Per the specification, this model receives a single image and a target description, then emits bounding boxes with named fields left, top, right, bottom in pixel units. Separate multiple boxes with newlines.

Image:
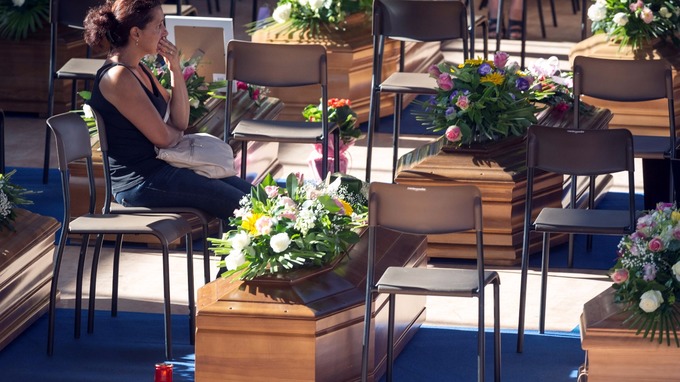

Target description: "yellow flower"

left=339, top=199, right=353, bottom=215
left=464, top=58, right=492, bottom=67
left=242, top=213, right=263, bottom=235
left=481, top=72, right=505, bottom=86
left=672, top=210, right=680, bottom=223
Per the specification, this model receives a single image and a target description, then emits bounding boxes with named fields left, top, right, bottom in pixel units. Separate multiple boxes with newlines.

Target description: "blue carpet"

left=0, top=310, right=583, bottom=381
left=8, top=166, right=63, bottom=224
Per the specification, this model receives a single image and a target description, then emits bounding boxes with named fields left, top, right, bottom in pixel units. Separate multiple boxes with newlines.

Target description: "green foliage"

left=0, top=170, right=34, bottom=231
left=0, top=0, right=49, bottom=41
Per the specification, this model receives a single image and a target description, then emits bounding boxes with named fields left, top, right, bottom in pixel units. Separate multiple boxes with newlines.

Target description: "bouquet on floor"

left=0, top=170, right=34, bottom=231
left=209, top=173, right=368, bottom=280
left=251, top=0, right=372, bottom=35
left=415, top=52, right=540, bottom=147
left=610, top=202, right=680, bottom=346
left=303, top=98, right=361, bottom=144
left=587, top=0, right=680, bottom=50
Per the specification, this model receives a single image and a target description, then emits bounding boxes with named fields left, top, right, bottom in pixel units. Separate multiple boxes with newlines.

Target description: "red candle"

left=154, top=363, right=173, bottom=382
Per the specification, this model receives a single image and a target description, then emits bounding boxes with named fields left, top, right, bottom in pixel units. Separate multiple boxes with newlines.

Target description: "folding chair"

left=516, top=125, right=636, bottom=353
left=46, top=111, right=195, bottom=360
left=225, top=40, right=340, bottom=179
left=364, top=0, right=488, bottom=182
left=361, top=183, right=501, bottom=382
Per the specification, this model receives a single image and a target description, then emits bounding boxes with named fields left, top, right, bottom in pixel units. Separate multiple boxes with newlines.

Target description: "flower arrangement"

left=587, top=0, right=680, bottom=50
left=302, top=98, right=361, bottom=144
left=141, top=55, right=227, bottom=126
left=0, top=0, right=49, bottom=41
left=235, top=80, right=269, bottom=107
left=416, top=52, right=540, bottom=147
left=0, top=170, right=34, bottom=231
left=252, top=0, right=372, bottom=35
left=209, top=172, right=368, bottom=281
left=610, top=202, right=680, bottom=346
left=526, top=56, right=593, bottom=115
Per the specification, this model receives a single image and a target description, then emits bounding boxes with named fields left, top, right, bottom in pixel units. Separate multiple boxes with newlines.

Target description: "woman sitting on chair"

left=83, top=0, right=252, bottom=221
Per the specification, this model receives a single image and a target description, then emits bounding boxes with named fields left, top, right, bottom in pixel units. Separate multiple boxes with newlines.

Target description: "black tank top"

left=88, top=62, right=169, bottom=194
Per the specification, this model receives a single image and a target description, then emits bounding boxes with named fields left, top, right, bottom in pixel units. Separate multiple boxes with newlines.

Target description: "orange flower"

left=328, top=98, right=351, bottom=108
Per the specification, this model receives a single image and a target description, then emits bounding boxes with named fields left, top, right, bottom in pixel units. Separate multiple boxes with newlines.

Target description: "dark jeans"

left=115, top=165, right=253, bottom=221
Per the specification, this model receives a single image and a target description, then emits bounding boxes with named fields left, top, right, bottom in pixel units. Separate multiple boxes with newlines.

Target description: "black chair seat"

left=534, top=208, right=633, bottom=234
left=377, top=267, right=500, bottom=297
left=633, top=135, right=671, bottom=159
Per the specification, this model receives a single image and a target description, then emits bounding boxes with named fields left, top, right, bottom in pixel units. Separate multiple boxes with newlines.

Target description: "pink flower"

left=445, top=125, right=462, bottom=142
left=280, top=196, right=296, bottom=208
left=629, top=0, right=643, bottom=12
left=554, top=102, right=569, bottom=113
left=456, top=95, right=470, bottom=110
left=182, top=65, right=196, bottom=81
left=428, top=64, right=442, bottom=78
left=493, top=51, right=509, bottom=69
left=264, top=185, right=279, bottom=198
left=648, top=237, right=664, bottom=252
left=611, top=268, right=629, bottom=284
left=640, top=7, right=653, bottom=23
left=673, top=228, right=680, bottom=240
left=437, top=73, right=454, bottom=91
left=255, top=216, right=273, bottom=235
left=281, top=211, right=297, bottom=221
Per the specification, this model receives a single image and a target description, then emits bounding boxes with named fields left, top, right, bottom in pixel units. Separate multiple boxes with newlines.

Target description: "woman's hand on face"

left=157, top=37, right=180, bottom=64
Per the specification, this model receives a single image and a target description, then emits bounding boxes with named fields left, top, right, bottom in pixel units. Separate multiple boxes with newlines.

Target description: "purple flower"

left=445, top=106, right=456, bottom=119
left=478, top=63, right=492, bottom=76
left=428, top=64, right=442, bottom=78
left=437, top=73, right=454, bottom=91
left=643, top=263, right=657, bottom=281
left=516, top=77, right=531, bottom=91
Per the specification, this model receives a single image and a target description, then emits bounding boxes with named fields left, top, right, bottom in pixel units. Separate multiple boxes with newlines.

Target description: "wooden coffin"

left=580, top=288, right=680, bottom=381
left=394, top=107, right=613, bottom=265
left=0, top=209, right=60, bottom=351
left=195, top=228, right=428, bottom=382
left=251, top=14, right=443, bottom=124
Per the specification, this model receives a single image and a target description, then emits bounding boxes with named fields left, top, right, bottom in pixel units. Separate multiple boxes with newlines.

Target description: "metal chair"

left=43, top=0, right=106, bottom=184
left=364, top=0, right=487, bottom=182
left=46, top=111, right=196, bottom=360
left=91, top=107, right=218, bottom=286
left=516, top=125, right=636, bottom=353
left=361, top=183, right=501, bottom=382
left=225, top=40, right=340, bottom=179
left=573, top=56, right=677, bottom=210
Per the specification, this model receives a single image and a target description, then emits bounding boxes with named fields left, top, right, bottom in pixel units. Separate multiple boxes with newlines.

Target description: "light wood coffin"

left=394, top=108, right=613, bottom=265
left=251, top=14, right=444, bottom=124
left=0, top=209, right=60, bottom=351
left=580, top=288, right=680, bottom=381
left=195, top=228, right=428, bottom=382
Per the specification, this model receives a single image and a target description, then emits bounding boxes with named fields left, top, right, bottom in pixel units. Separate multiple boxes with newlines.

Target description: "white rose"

left=270, top=232, right=291, bottom=253
left=224, top=249, right=246, bottom=271
left=613, top=12, right=629, bottom=26
left=297, top=0, right=308, bottom=5
left=587, top=4, right=608, bottom=22
left=230, top=231, right=251, bottom=251
left=12, top=0, right=25, bottom=7
left=659, top=6, right=672, bottom=18
left=672, top=261, right=680, bottom=281
left=639, top=290, right=664, bottom=313
left=272, top=3, right=292, bottom=24
left=308, top=0, right=324, bottom=10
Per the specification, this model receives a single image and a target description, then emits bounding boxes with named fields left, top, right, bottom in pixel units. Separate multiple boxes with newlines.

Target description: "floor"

left=1, top=0, right=625, bottom=342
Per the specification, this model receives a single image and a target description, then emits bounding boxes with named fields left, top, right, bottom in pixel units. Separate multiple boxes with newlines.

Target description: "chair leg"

left=478, top=291, right=485, bottom=382
left=74, top=235, right=91, bottom=339
left=202, top=223, right=211, bottom=284
left=516, top=218, right=531, bottom=353
left=493, top=280, right=501, bottom=382
left=386, top=293, right=396, bottom=382
left=205, top=0, right=212, bottom=14
left=161, top=244, right=173, bottom=360
left=536, top=0, right=546, bottom=38
left=365, top=87, right=380, bottom=183
left=111, top=234, right=124, bottom=317
left=240, top=141, right=247, bottom=180
left=539, top=232, right=550, bottom=334
left=360, top=291, right=373, bottom=382
left=47, top=234, right=69, bottom=355
left=549, top=0, right=557, bottom=26
left=43, top=125, right=52, bottom=184
left=185, top=234, right=196, bottom=346
left=391, top=94, right=402, bottom=183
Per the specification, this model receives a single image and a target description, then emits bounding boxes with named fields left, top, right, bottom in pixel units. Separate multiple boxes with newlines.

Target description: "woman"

left=83, top=0, right=252, bottom=221
left=488, top=0, right=524, bottom=40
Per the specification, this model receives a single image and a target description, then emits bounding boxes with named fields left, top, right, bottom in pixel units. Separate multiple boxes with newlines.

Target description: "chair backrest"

left=91, top=107, right=116, bottom=214
left=572, top=56, right=676, bottom=145
left=0, top=109, right=5, bottom=174
left=226, top=40, right=327, bottom=87
left=46, top=111, right=98, bottom=223
left=373, top=0, right=469, bottom=43
left=52, top=0, right=101, bottom=29
left=526, top=125, right=635, bottom=176
left=526, top=124, right=636, bottom=216
left=368, top=183, right=482, bottom=235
